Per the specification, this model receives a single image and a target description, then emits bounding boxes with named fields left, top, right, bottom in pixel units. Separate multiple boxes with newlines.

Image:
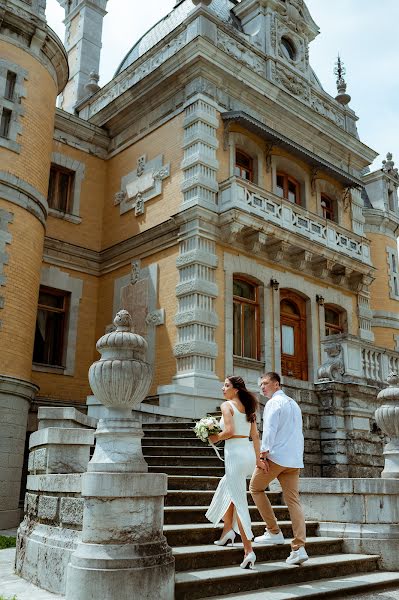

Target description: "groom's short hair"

left=262, top=372, right=281, bottom=385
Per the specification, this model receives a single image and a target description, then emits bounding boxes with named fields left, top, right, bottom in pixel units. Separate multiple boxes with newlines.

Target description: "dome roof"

left=115, top=0, right=240, bottom=76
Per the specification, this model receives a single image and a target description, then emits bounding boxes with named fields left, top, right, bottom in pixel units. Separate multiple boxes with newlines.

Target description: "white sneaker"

left=286, top=547, right=309, bottom=565
left=254, top=530, right=285, bottom=545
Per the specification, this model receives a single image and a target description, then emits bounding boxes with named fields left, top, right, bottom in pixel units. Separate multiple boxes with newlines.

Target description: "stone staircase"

left=143, top=421, right=399, bottom=600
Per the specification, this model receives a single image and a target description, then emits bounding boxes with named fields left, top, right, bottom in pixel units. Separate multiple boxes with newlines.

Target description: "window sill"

left=233, top=356, right=264, bottom=370
left=0, top=136, right=20, bottom=153
left=48, top=208, right=82, bottom=224
left=32, top=363, right=71, bottom=376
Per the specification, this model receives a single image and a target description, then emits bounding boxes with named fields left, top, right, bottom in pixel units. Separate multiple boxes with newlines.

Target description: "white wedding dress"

left=205, top=400, right=256, bottom=539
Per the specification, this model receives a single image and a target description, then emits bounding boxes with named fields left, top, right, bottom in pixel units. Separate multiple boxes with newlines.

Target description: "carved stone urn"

left=88, top=309, right=153, bottom=473
left=375, top=371, right=399, bottom=478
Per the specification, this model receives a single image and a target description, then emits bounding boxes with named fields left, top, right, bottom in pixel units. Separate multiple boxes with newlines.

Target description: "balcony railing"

left=319, top=334, right=399, bottom=384
left=219, top=177, right=371, bottom=265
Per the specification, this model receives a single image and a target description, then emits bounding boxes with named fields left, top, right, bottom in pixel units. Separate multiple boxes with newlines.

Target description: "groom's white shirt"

left=261, top=389, right=304, bottom=468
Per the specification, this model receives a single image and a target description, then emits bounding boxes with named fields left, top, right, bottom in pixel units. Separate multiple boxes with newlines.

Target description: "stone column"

left=65, top=310, right=174, bottom=600
left=375, top=371, right=399, bottom=478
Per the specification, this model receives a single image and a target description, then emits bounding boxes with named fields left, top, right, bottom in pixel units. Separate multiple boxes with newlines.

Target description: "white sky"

left=46, top=0, right=399, bottom=171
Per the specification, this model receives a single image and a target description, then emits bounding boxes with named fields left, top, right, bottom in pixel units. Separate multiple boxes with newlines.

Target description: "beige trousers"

left=249, top=460, right=306, bottom=549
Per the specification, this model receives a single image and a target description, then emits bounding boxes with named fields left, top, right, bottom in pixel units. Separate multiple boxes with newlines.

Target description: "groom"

left=249, top=372, right=308, bottom=565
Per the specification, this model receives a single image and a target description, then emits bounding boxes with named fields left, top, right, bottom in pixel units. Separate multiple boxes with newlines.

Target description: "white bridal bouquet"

left=193, top=416, right=224, bottom=461
left=193, top=416, right=221, bottom=442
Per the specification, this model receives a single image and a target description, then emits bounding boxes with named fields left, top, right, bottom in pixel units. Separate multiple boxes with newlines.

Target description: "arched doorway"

left=280, top=290, right=308, bottom=381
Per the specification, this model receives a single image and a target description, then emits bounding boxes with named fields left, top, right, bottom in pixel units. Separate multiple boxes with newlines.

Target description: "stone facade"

left=1, top=0, right=399, bottom=529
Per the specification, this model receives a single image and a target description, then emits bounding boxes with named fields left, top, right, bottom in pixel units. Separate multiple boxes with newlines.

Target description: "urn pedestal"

left=375, top=372, right=399, bottom=478
left=65, top=311, right=174, bottom=600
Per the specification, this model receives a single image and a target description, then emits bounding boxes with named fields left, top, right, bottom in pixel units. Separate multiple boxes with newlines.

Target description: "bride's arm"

left=209, top=401, right=234, bottom=443
left=250, top=419, right=266, bottom=470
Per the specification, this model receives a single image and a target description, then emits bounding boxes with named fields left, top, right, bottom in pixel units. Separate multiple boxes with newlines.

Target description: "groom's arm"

left=261, top=399, right=279, bottom=455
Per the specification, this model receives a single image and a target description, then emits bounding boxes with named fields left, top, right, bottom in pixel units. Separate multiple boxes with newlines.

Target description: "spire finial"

left=334, top=55, right=351, bottom=106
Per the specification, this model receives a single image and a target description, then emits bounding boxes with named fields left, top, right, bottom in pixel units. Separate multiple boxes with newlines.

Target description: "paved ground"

left=1, top=544, right=399, bottom=599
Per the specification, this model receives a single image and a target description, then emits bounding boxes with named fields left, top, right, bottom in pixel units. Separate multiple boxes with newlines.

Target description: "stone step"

left=142, top=422, right=194, bottom=429
left=164, top=505, right=290, bottom=525
left=206, top=571, right=399, bottom=600
left=165, top=490, right=282, bottom=507
left=174, top=553, right=380, bottom=600
left=146, top=455, right=223, bottom=467
left=167, top=475, right=227, bottom=491
left=144, top=445, right=224, bottom=457
left=172, top=537, right=343, bottom=572
left=150, top=465, right=226, bottom=477
left=144, top=428, right=198, bottom=438
left=143, top=437, right=208, bottom=447
left=164, top=521, right=319, bottom=547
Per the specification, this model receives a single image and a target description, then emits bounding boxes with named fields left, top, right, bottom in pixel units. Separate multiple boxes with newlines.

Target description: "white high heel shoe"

left=214, top=529, right=235, bottom=546
left=240, top=551, right=256, bottom=569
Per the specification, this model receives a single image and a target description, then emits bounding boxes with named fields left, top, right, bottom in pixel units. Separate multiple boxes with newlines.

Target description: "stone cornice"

left=0, top=2, right=68, bottom=93
left=54, top=109, right=109, bottom=158
left=0, top=170, right=47, bottom=226
left=363, top=208, right=399, bottom=237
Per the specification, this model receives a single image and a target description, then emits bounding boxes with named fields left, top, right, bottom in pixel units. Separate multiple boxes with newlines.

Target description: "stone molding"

left=0, top=207, right=13, bottom=327
left=32, top=266, right=83, bottom=376
left=50, top=152, right=86, bottom=221
left=0, top=59, right=28, bottom=153
left=0, top=4, right=68, bottom=93
left=0, top=170, right=48, bottom=226
left=0, top=374, right=38, bottom=400
left=54, top=109, right=109, bottom=158
left=386, top=245, right=399, bottom=302
left=373, top=310, right=399, bottom=331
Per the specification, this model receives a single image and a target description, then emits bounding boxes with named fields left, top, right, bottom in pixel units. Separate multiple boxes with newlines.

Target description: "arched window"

left=276, top=172, right=300, bottom=204
left=235, top=150, right=254, bottom=182
left=321, top=194, right=335, bottom=221
left=233, top=277, right=260, bottom=360
left=280, top=290, right=308, bottom=380
left=324, top=305, right=346, bottom=336
left=280, top=36, right=296, bottom=61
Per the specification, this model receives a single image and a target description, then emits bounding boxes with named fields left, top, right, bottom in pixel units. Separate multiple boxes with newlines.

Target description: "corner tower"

left=56, top=0, right=109, bottom=112
left=0, top=0, right=68, bottom=528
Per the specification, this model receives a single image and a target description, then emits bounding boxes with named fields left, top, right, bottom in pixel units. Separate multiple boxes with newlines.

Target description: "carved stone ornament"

left=375, top=371, right=399, bottom=478
left=217, top=30, right=265, bottom=76
left=118, top=154, right=170, bottom=216
left=272, top=63, right=308, bottom=100
left=114, top=190, right=127, bottom=206
left=137, top=154, right=146, bottom=177
left=145, top=309, right=165, bottom=327
left=382, top=153, right=399, bottom=182
left=317, top=343, right=345, bottom=382
left=88, top=310, right=152, bottom=411
left=130, top=260, right=141, bottom=285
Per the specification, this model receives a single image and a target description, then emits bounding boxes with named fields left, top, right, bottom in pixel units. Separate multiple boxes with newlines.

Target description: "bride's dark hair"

left=227, top=375, right=258, bottom=423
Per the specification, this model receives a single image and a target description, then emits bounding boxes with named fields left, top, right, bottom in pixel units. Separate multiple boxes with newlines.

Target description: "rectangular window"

left=0, top=108, right=12, bottom=138
left=5, top=71, right=17, bottom=100
left=233, top=277, right=260, bottom=360
left=47, top=164, right=74, bottom=212
left=33, top=287, right=69, bottom=367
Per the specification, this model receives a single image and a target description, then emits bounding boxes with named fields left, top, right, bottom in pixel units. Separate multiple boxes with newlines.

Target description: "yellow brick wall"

left=46, top=141, right=107, bottom=252
left=369, top=233, right=399, bottom=349
left=0, top=41, right=58, bottom=197
left=103, top=114, right=184, bottom=250
left=0, top=201, right=44, bottom=381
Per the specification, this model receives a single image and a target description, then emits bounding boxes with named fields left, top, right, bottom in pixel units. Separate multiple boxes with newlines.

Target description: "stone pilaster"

left=181, top=95, right=219, bottom=211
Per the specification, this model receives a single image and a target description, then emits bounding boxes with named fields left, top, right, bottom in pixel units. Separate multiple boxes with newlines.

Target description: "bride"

left=205, top=375, right=262, bottom=569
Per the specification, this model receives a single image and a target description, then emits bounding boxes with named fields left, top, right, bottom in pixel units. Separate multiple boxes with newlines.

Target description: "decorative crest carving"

left=382, top=153, right=399, bottom=181
left=317, top=343, right=345, bottom=382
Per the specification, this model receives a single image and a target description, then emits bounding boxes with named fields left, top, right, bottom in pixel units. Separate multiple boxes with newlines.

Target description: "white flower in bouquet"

left=193, top=416, right=221, bottom=443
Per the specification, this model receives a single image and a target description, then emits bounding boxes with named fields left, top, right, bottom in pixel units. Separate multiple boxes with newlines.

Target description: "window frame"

left=324, top=305, right=344, bottom=336
left=4, top=71, right=17, bottom=101
left=47, top=163, right=75, bottom=214
left=321, top=194, right=335, bottom=221
left=234, top=149, right=254, bottom=182
left=33, top=286, right=70, bottom=368
left=276, top=171, right=301, bottom=205
left=233, top=276, right=260, bottom=361
left=0, top=108, right=12, bottom=139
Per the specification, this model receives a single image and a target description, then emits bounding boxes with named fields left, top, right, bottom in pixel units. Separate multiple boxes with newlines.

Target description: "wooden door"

left=280, top=290, right=308, bottom=381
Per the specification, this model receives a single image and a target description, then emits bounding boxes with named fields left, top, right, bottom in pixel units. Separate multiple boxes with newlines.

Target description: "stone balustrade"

left=219, top=177, right=372, bottom=266
left=319, top=334, right=399, bottom=385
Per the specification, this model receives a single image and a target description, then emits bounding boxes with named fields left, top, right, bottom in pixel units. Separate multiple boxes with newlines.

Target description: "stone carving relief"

left=89, top=30, right=188, bottom=118
left=217, top=30, right=265, bottom=76
left=382, top=153, right=399, bottom=182
left=115, top=154, right=170, bottom=216
left=311, top=92, right=345, bottom=128
left=317, top=343, right=345, bottom=382
left=271, top=63, right=308, bottom=100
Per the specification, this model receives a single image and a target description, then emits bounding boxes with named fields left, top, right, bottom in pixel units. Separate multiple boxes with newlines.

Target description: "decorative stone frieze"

left=181, top=96, right=219, bottom=211
left=115, top=154, right=170, bottom=216
left=217, top=30, right=265, bottom=76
